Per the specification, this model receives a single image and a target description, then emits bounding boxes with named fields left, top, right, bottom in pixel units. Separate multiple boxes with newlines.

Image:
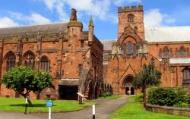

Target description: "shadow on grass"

left=10, top=104, right=57, bottom=107
left=10, top=104, right=45, bottom=107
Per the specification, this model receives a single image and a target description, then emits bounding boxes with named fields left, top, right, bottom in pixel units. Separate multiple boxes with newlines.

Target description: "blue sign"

left=46, top=100, right=53, bottom=107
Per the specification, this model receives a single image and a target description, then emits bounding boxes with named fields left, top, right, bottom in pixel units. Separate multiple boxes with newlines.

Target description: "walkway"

left=0, top=96, right=127, bottom=119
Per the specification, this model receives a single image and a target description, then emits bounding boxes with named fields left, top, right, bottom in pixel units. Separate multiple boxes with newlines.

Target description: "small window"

left=78, top=64, right=83, bottom=75
left=128, top=14, right=134, bottom=23
left=81, top=40, right=84, bottom=48
left=40, top=56, right=50, bottom=72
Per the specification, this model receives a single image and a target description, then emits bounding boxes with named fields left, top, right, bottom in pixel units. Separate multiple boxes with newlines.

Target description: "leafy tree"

left=133, top=61, right=161, bottom=107
left=2, top=66, right=52, bottom=104
left=34, top=71, right=53, bottom=99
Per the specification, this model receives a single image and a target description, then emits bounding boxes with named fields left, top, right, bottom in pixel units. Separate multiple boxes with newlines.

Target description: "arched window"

left=40, top=56, right=50, bottom=72
left=128, top=14, right=134, bottom=23
left=24, top=51, right=35, bottom=68
left=126, top=42, right=135, bottom=56
left=6, top=52, right=16, bottom=71
left=177, top=46, right=188, bottom=57
left=162, top=46, right=170, bottom=58
left=183, top=68, right=190, bottom=81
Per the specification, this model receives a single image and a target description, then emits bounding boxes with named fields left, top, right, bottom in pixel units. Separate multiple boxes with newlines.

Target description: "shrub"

left=148, top=88, right=178, bottom=106
left=187, top=96, right=190, bottom=104
left=175, top=88, right=187, bottom=103
left=135, top=94, right=143, bottom=102
left=174, top=102, right=189, bottom=108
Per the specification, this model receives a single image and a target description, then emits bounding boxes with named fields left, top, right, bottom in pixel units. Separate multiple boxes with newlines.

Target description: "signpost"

left=46, top=100, right=53, bottom=119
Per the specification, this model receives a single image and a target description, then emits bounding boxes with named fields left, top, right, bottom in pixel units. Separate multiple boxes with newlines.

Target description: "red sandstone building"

left=0, top=9, right=103, bottom=99
left=103, top=5, right=190, bottom=95
left=0, top=5, right=190, bottom=99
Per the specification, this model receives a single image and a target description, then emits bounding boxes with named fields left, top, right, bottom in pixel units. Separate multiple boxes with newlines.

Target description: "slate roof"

left=0, top=23, right=68, bottom=36
left=145, top=26, right=190, bottom=43
left=101, top=40, right=115, bottom=51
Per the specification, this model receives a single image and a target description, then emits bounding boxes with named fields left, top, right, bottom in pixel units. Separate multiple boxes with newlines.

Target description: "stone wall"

left=146, top=104, right=190, bottom=117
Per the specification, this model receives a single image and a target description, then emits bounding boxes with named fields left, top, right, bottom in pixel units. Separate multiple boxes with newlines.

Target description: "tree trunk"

left=22, top=93, right=32, bottom=106
left=36, top=91, right=40, bottom=99
left=143, top=86, right=147, bottom=108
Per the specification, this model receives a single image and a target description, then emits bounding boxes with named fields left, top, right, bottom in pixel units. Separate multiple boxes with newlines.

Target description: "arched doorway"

left=123, top=75, right=135, bottom=95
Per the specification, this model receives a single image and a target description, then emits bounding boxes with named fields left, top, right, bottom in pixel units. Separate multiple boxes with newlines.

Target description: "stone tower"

left=118, top=5, right=144, bottom=40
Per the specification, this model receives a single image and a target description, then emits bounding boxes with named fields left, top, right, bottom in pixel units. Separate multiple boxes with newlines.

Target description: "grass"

left=100, top=95, right=121, bottom=100
left=109, top=96, right=190, bottom=119
left=0, top=97, right=94, bottom=113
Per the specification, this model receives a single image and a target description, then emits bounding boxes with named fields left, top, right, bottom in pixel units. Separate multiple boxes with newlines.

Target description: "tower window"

left=126, top=42, right=135, bottom=56
left=161, top=46, right=170, bottom=59
left=177, top=46, right=188, bottom=57
left=128, top=14, right=135, bottom=23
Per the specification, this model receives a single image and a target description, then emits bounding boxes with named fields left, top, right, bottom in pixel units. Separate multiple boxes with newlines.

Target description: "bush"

left=187, top=96, right=190, bottom=104
left=174, top=102, right=190, bottom=108
left=148, top=88, right=178, bottom=106
left=135, top=94, right=143, bottom=102
left=175, top=88, right=187, bottom=103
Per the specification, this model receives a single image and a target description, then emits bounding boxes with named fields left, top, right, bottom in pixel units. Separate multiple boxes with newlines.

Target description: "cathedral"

left=0, top=5, right=190, bottom=99
left=0, top=9, right=103, bottom=100
left=103, top=5, right=190, bottom=95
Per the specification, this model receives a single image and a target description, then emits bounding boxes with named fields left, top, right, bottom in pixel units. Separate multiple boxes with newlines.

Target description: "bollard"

left=46, top=99, right=53, bottom=119
left=48, top=107, right=51, bottom=119
left=24, top=98, right=28, bottom=114
left=92, top=104, right=95, bottom=119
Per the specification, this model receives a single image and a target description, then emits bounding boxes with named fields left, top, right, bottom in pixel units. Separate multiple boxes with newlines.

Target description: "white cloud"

left=29, top=13, right=51, bottom=24
left=9, top=12, right=51, bottom=25
left=0, top=17, right=19, bottom=28
left=144, top=9, right=176, bottom=27
left=39, top=0, right=120, bottom=22
left=114, top=0, right=142, bottom=6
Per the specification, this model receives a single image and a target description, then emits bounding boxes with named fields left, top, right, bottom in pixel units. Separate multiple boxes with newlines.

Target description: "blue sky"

left=0, top=0, right=190, bottom=40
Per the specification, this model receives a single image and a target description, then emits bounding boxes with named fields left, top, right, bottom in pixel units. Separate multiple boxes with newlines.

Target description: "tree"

left=34, top=71, right=53, bottom=99
left=2, top=66, right=53, bottom=104
left=133, top=61, right=161, bottom=107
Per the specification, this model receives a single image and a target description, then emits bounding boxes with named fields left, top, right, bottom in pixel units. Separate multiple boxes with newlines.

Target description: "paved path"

left=0, top=96, right=127, bottom=119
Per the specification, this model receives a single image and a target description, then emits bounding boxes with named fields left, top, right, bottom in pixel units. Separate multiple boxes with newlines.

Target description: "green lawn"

left=109, top=96, right=189, bottom=119
left=0, top=97, right=94, bottom=113
left=100, top=95, right=121, bottom=100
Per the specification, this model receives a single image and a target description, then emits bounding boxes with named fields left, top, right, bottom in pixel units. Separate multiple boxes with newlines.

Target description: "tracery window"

left=24, top=51, right=35, bottom=68
left=125, top=42, right=136, bottom=56
left=40, top=56, right=50, bottom=72
left=128, top=14, right=134, bottom=23
left=6, top=52, right=16, bottom=71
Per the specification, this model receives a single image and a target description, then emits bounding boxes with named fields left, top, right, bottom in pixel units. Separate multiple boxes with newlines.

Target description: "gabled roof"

left=145, top=26, right=190, bottom=43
